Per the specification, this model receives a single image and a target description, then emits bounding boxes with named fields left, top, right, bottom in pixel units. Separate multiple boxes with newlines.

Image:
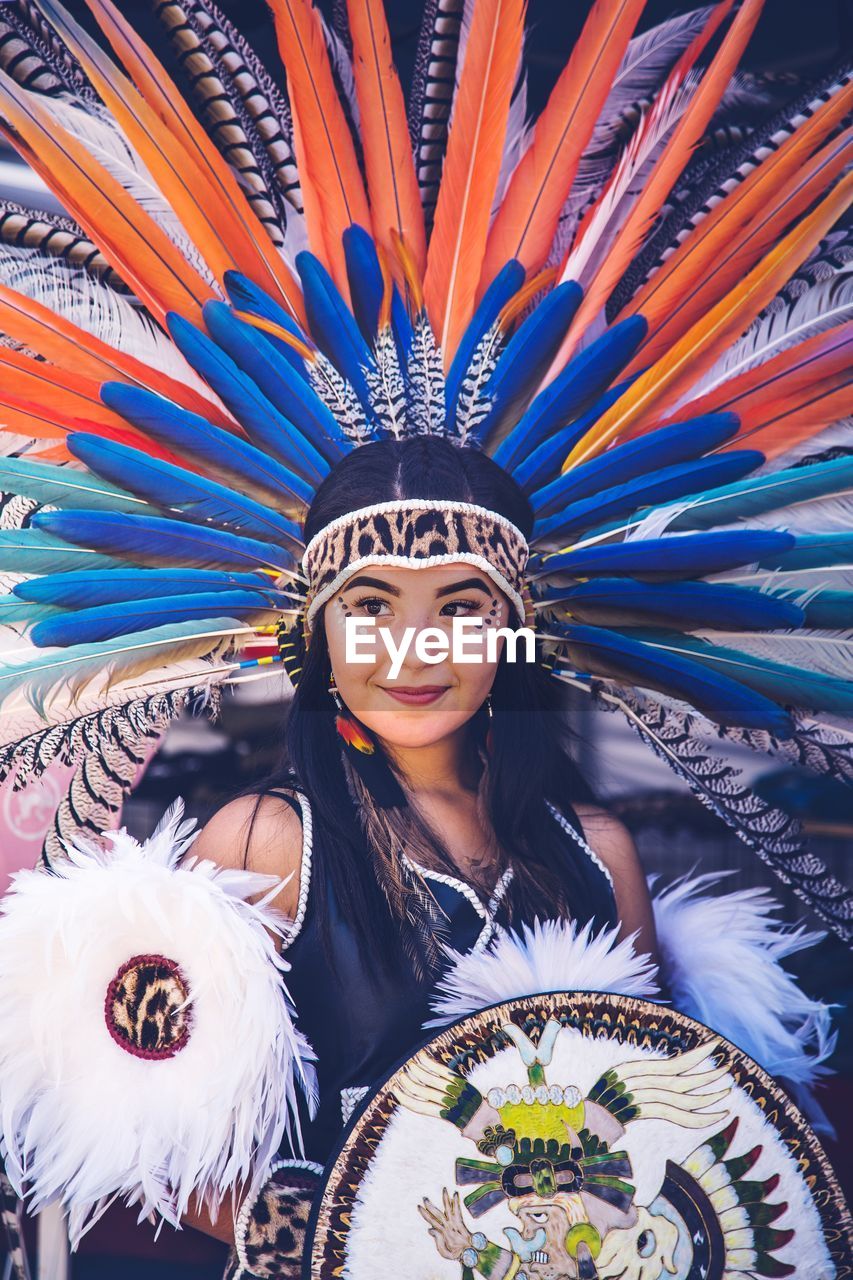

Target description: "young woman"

left=181, top=434, right=658, bottom=1261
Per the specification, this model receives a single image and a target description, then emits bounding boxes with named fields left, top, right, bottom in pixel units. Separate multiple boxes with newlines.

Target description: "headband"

left=302, top=499, right=530, bottom=630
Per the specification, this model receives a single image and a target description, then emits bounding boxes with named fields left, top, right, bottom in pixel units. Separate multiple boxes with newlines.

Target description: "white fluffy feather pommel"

left=0, top=800, right=317, bottom=1248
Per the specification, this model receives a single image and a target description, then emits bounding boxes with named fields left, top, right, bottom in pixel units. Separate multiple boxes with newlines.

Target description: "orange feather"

left=269, top=0, right=371, bottom=298
left=546, top=0, right=761, bottom=382
left=618, top=73, right=853, bottom=364
left=0, top=283, right=236, bottom=430
left=0, top=351, right=147, bottom=431
left=52, top=0, right=305, bottom=322
left=730, top=378, right=853, bottom=461
left=423, top=0, right=525, bottom=360
left=479, top=0, right=643, bottom=295
left=675, top=323, right=853, bottom=442
left=561, top=171, right=853, bottom=469
left=347, top=0, right=427, bottom=282
left=0, top=74, right=213, bottom=328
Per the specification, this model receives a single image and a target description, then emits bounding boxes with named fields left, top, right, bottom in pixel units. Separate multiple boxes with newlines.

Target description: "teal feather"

left=758, top=534, right=853, bottom=572
left=0, top=617, right=245, bottom=717
left=0, top=530, right=122, bottom=574
left=0, top=459, right=155, bottom=515
left=662, top=457, right=853, bottom=533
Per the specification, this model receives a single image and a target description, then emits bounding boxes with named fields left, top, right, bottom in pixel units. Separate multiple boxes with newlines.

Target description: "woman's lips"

left=380, top=685, right=450, bottom=705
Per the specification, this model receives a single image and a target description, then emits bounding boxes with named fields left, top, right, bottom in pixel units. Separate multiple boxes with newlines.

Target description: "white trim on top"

left=301, top=499, right=529, bottom=568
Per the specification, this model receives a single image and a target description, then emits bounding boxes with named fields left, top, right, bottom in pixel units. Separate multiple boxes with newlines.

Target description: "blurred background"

left=0, top=0, right=851, bottom=1274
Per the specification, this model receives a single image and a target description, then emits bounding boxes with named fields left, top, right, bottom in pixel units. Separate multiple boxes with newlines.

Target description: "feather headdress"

left=0, top=0, right=849, bottom=951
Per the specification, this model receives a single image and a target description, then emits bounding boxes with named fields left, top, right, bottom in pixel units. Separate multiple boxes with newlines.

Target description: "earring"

left=329, top=680, right=375, bottom=755
left=484, top=693, right=494, bottom=756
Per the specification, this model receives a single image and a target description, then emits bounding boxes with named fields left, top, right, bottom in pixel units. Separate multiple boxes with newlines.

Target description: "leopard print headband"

left=302, top=500, right=530, bottom=630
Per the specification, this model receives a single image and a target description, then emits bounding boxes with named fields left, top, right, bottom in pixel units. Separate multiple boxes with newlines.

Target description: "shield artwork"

left=305, top=993, right=851, bottom=1279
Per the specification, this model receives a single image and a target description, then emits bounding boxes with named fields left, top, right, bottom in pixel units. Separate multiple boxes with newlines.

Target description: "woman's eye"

left=439, top=599, right=480, bottom=617
left=353, top=596, right=392, bottom=616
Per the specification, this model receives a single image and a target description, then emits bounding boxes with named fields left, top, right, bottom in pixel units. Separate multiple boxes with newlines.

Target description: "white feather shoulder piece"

left=651, top=873, right=837, bottom=1113
left=426, top=916, right=661, bottom=1029
left=0, top=800, right=317, bottom=1248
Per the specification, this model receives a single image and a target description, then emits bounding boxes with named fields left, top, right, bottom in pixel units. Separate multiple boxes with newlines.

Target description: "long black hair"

left=246, top=437, right=594, bottom=973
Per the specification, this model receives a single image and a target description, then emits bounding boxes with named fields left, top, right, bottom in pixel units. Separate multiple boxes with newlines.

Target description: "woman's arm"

left=179, top=792, right=306, bottom=1247
left=574, top=803, right=660, bottom=965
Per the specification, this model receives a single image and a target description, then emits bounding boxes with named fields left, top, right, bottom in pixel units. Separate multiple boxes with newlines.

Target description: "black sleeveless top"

left=263, top=786, right=618, bottom=1167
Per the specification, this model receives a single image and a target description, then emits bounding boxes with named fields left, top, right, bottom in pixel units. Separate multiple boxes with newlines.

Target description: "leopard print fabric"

left=231, top=1161, right=322, bottom=1279
left=302, top=499, right=529, bottom=628
left=0, top=1166, right=30, bottom=1280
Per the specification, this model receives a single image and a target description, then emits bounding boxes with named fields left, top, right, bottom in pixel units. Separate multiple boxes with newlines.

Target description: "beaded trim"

left=233, top=1158, right=323, bottom=1274
left=403, top=859, right=515, bottom=955
left=546, top=802, right=614, bottom=888
left=340, top=1086, right=370, bottom=1125
left=267, top=789, right=314, bottom=952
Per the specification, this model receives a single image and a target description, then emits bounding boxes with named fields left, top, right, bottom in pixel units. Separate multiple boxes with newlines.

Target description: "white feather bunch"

left=682, top=272, right=853, bottom=406
left=0, top=245, right=206, bottom=389
left=0, top=800, right=317, bottom=1247
left=38, top=95, right=216, bottom=288
left=426, top=917, right=661, bottom=1028
left=652, top=873, right=836, bottom=1106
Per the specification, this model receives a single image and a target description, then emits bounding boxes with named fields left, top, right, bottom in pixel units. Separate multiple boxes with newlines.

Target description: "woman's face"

left=323, top=564, right=513, bottom=749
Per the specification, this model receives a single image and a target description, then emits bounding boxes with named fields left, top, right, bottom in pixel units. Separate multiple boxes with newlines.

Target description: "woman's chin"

left=365, top=709, right=474, bottom=750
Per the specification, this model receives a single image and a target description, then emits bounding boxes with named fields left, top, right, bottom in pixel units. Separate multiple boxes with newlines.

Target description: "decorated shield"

left=306, top=993, right=851, bottom=1279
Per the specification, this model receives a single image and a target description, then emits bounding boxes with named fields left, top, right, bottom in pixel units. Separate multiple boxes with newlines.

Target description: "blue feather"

left=0, top=530, right=121, bottom=573
left=30, top=590, right=288, bottom=648
left=446, top=260, right=525, bottom=432
left=296, top=250, right=376, bottom=407
left=343, top=224, right=385, bottom=341
left=15, top=568, right=282, bottom=607
left=33, top=510, right=296, bottom=574
left=666, top=456, right=853, bottom=531
left=101, top=383, right=314, bottom=508
left=471, top=281, right=584, bottom=444
left=0, top=458, right=154, bottom=514
left=166, top=313, right=330, bottom=485
left=494, top=316, right=648, bottom=471
left=539, top=578, right=803, bottom=631
left=67, top=434, right=303, bottom=552
left=636, top=632, right=853, bottom=719
left=555, top=622, right=793, bottom=735
left=532, top=530, right=795, bottom=580
left=530, top=414, right=740, bottom=520
left=533, top=452, right=764, bottom=544
left=202, top=303, right=351, bottom=464
left=510, top=378, right=634, bottom=492
left=223, top=270, right=308, bottom=372
left=391, top=287, right=413, bottom=358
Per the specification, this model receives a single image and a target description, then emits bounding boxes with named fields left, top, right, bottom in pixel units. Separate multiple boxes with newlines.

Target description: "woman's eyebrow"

left=434, top=578, right=491, bottom=598
left=343, top=575, right=402, bottom=596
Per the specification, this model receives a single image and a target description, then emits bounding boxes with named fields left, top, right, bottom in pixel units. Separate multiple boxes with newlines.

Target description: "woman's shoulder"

left=190, top=783, right=311, bottom=924
left=571, top=803, right=635, bottom=863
